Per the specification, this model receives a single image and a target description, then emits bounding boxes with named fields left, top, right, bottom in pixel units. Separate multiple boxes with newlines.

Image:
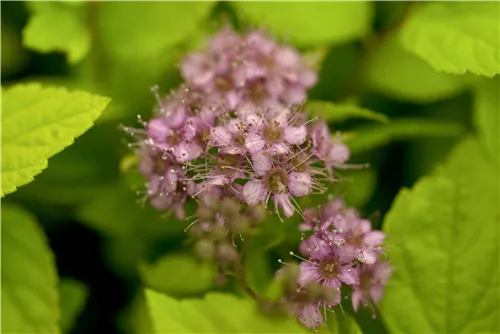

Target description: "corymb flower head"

left=126, top=29, right=351, bottom=220
left=277, top=199, right=392, bottom=329
left=123, top=26, right=389, bottom=331
left=181, top=28, right=317, bottom=112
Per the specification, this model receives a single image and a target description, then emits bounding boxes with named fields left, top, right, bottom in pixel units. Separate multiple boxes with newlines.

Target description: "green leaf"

left=145, top=290, right=308, bottom=333
left=337, top=168, right=377, bottom=208
left=11, top=124, right=120, bottom=205
left=22, top=3, right=90, bottom=64
left=232, top=1, right=373, bottom=47
left=98, top=2, right=215, bottom=62
left=2, top=23, right=29, bottom=78
left=309, top=101, right=389, bottom=123
left=59, top=279, right=88, bottom=333
left=76, top=178, right=188, bottom=240
left=138, top=253, right=216, bottom=298
left=474, top=77, right=499, bottom=165
left=345, top=119, right=464, bottom=154
left=366, top=34, right=470, bottom=103
left=1, top=204, right=60, bottom=333
left=118, top=290, right=154, bottom=334
left=328, top=311, right=363, bottom=334
left=1, top=83, right=110, bottom=196
left=400, top=2, right=500, bottom=77
left=381, top=137, right=500, bottom=333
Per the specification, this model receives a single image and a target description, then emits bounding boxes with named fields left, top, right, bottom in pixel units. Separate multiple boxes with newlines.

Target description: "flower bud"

left=187, top=223, right=205, bottom=238
left=196, top=204, right=214, bottom=222
left=322, top=286, right=341, bottom=306
left=194, top=239, right=215, bottom=260
left=305, top=282, right=323, bottom=301
left=247, top=204, right=267, bottom=225
left=216, top=242, right=239, bottom=264
left=227, top=215, right=250, bottom=234
left=211, top=223, right=229, bottom=240
left=220, top=198, right=241, bottom=220
left=279, top=264, right=300, bottom=292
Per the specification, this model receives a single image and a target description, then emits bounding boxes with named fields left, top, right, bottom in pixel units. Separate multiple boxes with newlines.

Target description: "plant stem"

left=231, top=235, right=260, bottom=301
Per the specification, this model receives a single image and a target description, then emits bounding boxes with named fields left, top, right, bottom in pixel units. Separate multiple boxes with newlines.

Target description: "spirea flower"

left=351, top=261, right=393, bottom=314
left=277, top=199, right=391, bottom=329
left=126, top=28, right=350, bottom=220
left=181, top=28, right=317, bottom=111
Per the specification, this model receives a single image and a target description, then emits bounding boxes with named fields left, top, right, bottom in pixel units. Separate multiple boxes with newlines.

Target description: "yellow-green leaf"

left=400, top=2, right=500, bottom=77
left=381, top=137, right=500, bottom=333
left=1, top=83, right=110, bottom=196
left=309, top=100, right=389, bottom=123
left=23, top=3, right=90, bottom=64
left=1, top=204, right=60, bottom=333
left=232, top=1, right=373, bottom=47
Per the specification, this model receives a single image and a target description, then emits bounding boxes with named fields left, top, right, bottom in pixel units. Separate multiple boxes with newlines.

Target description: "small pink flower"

left=295, top=303, right=324, bottom=329
left=311, top=121, right=350, bottom=165
left=351, top=261, right=393, bottom=313
left=244, top=107, right=307, bottom=155
left=242, top=151, right=312, bottom=218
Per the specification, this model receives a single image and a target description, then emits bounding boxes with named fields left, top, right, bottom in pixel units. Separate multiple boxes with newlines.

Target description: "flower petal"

left=274, top=193, right=295, bottom=217
left=340, top=268, right=357, bottom=285
left=351, top=290, right=363, bottom=312
left=329, top=142, right=350, bottom=163
left=268, top=142, right=289, bottom=155
left=364, top=230, right=386, bottom=247
left=245, top=132, right=266, bottom=153
left=273, top=108, right=290, bottom=128
left=298, top=262, right=320, bottom=286
left=369, top=285, right=385, bottom=304
left=284, top=125, right=307, bottom=145
left=251, top=151, right=272, bottom=176
left=243, top=180, right=266, bottom=205
left=297, top=303, right=323, bottom=329
left=212, top=126, right=232, bottom=147
left=174, top=142, right=202, bottom=163
left=288, top=171, right=312, bottom=197
left=148, top=118, right=169, bottom=143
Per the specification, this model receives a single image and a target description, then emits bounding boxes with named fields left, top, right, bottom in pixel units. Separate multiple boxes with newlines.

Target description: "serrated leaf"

left=138, top=253, right=216, bottom=298
left=145, top=290, right=309, bottom=333
left=1, top=204, right=60, bottom=333
left=232, top=1, right=373, bottom=47
left=1, top=83, right=110, bottom=196
left=400, top=2, right=500, bottom=77
left=99, top=2, right=215, bottom=61
left=381, top=137, right=499, bottom=333
left=366, top=34, right=470, bottom=103
left=22, top=3, right=90, bottom=64
left=59, top=279, right=88, bottom=333
left=474, top=77, right=499, bottom=165
left=309, top=101, right=389, bottom=123
left=345, top=119, right=464, bottom=154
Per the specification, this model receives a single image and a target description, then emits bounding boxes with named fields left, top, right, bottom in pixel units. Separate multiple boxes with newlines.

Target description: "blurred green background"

left=2, top=1, right=498, bottom=334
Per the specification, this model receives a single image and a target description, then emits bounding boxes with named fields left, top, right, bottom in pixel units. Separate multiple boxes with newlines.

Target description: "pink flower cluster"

left=181, top=28, right=317, bottom=112
left=291, top=199, right=392, bottom=329
left=126, top=27, right=392, bottom=330
left=130, top=29, right=349, bottom=220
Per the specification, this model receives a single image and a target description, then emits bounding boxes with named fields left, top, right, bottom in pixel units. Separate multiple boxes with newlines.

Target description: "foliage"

left=1, top=83, right=109, bottom=196
left=1, top=204, right=60, bottom=333
left=1, top=1, right=499, bottom=333
left=381, top=137, right=499, bottom=333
